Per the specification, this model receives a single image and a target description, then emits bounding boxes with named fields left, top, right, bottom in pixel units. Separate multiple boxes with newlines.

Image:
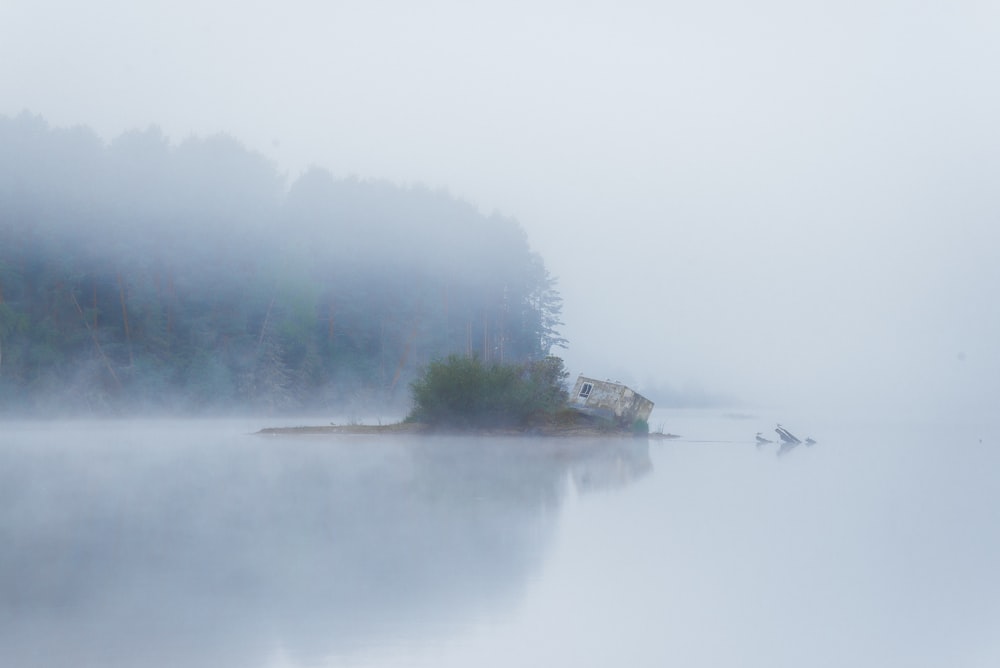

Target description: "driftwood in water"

left=775, top=425, right=801, bottom=444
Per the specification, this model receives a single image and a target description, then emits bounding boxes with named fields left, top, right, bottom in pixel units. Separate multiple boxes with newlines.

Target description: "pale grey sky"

left=2, top=0, right=998, bottom=419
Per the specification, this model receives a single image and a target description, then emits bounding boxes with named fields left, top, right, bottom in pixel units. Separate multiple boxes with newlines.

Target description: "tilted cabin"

left=568, top=375, right=654, bottom=424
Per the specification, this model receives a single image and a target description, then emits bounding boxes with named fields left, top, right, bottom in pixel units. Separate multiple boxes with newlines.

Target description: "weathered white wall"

left=569, top=376, right=654, bottom=423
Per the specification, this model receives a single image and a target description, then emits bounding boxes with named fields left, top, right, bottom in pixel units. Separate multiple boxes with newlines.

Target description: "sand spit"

left=256, top=422, right=680, bottom=439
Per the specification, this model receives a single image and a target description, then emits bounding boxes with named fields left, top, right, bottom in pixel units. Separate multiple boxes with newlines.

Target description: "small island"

left=259, top=355, right=676, bottom=439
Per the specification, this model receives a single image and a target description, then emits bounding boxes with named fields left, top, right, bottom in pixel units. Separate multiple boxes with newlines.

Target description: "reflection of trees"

left=0, top=424, right=651, bottom=668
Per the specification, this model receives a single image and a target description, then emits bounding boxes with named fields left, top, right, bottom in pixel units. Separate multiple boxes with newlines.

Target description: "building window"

left=579, top=382, right=593, bottom=399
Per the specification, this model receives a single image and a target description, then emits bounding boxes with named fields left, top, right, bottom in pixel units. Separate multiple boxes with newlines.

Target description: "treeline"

left=0, top=113, right=565, bottom=415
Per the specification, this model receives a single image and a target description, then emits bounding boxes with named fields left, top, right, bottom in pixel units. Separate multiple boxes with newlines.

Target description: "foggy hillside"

left=0, top=113, right=564, bottom=415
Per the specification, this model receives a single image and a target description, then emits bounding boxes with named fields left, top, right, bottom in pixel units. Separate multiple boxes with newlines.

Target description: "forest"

left=0, top=113, right=565, bottom=415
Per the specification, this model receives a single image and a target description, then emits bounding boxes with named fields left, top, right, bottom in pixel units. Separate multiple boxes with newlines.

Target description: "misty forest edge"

left=0, top=113, right=570, bottom=417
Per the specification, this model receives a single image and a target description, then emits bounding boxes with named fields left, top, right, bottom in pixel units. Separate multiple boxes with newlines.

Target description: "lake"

left=1, top=409, right=997, bottom=667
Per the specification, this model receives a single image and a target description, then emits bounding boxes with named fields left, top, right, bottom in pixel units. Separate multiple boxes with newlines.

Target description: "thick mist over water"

left=2, top=3, right=999, bottom=667
left=0, top=420, right=584, bottom=667
left=2, top=415, right=997, bottom=667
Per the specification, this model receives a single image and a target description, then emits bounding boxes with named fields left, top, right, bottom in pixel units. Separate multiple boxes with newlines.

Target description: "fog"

left=0, top=420, right=651, bottom=668
left=2, top=5, right=995, bottom=413
left=2, top=415, right=998, bottom=668
left=4, top=7, right=1000, bottom=665
left=3, top=0, right=998, bottom=419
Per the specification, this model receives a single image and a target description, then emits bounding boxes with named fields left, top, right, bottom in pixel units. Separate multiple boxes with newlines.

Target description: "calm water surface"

left=1, top=410, right=997, bottom=667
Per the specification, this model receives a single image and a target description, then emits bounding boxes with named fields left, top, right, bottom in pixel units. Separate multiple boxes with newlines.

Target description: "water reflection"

left=0, top=422, right=651, bottom=668
left=569, top=439, right=652, bottom=492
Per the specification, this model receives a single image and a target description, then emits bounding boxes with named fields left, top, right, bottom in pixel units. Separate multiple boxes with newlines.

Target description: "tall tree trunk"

left=166, top=273, right=175, bottom=334
left=483, top=311, right=489, bottom=362
left=117, top=272, right=134, bottom=366
left=258, top=295, right=276, bottom=348
left=379, top=317, right=386, bottom=387
left=441, top=284, right=448, bottom=352
left=0, top=279, right=4, bottom=374
left=70, top=291, right=121, bottom=389
left=92, top=276, right=98, bottom=327
left=389, top=310, right=421, bottom=394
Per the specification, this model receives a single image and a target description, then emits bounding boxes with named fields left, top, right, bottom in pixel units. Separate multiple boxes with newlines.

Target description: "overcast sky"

left=2, top=0, right=998, bottom=421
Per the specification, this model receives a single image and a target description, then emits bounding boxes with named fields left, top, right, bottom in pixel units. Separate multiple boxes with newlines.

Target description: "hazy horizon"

left=3, top=0, right=998, bottom=422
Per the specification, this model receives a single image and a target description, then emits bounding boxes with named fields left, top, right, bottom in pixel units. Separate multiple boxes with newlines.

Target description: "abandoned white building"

left=568, top=376, right=655, bottom=425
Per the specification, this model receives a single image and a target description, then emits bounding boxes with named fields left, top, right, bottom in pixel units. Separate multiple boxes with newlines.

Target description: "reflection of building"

left=569, top=376, right=654, bottom=424
left=570, top=439, right=653, bottom=493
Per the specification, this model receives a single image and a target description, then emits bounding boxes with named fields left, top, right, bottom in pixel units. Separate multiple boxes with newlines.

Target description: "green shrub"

left=631, top=418, right=649, bottom=435
left=407, top=355, right=568, bottom=429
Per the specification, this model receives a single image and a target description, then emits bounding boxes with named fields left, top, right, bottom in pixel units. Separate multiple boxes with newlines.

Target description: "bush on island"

left=407, top=355, right=569, bottom=429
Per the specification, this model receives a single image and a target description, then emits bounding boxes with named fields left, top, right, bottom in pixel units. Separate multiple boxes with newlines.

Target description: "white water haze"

left=1, top=414, right=998, bottom=668
left=2, top=0, right=997, bottom=420
left=2, top=6, right=1000, bottom=666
